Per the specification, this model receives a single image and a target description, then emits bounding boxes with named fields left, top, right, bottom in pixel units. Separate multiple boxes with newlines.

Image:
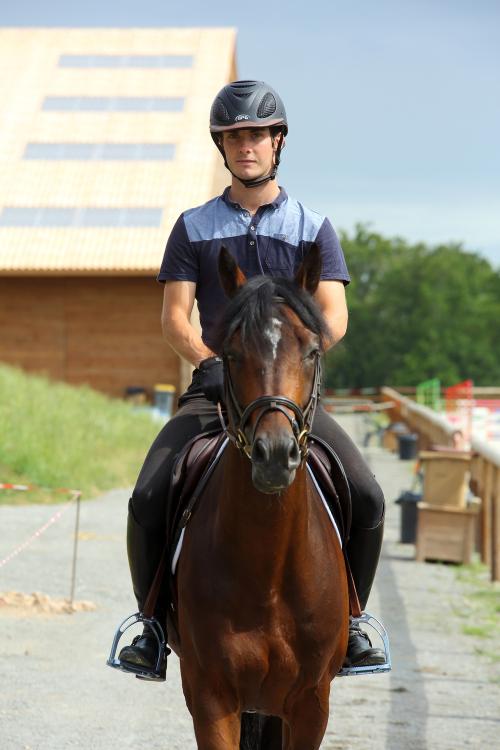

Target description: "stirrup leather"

left=338, top=612, right=392, bottom=676
left=107, top=612, right=169, bottom=682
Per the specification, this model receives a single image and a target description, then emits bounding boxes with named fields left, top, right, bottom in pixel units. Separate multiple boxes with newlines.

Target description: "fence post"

left=480, top=462, right=493, bottom=568
left=69, top=492, right=82, bottom=608
left=492, top=470, right=500, bottom=582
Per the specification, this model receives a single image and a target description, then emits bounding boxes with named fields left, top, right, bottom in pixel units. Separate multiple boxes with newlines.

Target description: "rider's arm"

left=312, top=217, right=350, bottom=351
left=161, top=280, right=215, bottom=368
left=158, top=214, right=213, bottom=367
left=314, top=280, right=348, bottom=351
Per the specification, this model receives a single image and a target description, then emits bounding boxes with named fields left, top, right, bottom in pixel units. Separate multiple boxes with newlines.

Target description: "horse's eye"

left=303, top=349, right=319, bottom=362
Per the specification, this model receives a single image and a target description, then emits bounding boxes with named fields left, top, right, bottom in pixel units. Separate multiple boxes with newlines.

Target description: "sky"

left=2, top=0, right=499, bottom=266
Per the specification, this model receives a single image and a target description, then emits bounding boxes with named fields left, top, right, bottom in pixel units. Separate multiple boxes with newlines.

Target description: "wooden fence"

left=380, top=387, right=500, bottom=582
left=470, top=437, right=500, bottom=582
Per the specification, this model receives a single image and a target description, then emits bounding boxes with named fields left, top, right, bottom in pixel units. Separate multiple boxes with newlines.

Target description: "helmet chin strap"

left=219, top=133, right=284, bottom=190
left=231, top=164, right=277, bottom=189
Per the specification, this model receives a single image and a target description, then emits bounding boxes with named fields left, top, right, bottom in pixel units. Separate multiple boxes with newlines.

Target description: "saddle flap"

left=167, top=429, right=227, bottom=550
left=307, top=438, right=352, bottom=544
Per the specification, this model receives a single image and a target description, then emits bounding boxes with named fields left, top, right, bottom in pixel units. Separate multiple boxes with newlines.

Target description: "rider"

left=116, top=80, right=386, bottom=675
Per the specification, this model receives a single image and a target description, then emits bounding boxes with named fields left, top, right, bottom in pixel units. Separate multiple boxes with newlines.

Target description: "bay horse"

left=167, top=244, right=349, bottom=749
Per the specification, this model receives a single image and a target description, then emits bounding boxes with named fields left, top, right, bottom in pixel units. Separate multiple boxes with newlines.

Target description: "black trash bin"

left=395, top=491, right=421, bottom=543
left=398, top=433, right=418, bottom=460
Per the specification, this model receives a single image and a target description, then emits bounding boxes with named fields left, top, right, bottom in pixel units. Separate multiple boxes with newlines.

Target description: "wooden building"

left=0, top=28, right=236, bottom=398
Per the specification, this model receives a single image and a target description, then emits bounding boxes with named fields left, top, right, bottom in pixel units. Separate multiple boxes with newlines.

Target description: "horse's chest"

left=217, top=627, right=299, bottom=706
left=204, top=595, right=335, bottom=677
left=213, top=617, right=334, bottom=713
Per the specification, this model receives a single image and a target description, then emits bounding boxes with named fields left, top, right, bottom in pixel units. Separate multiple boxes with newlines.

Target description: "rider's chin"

left=252, top=467, right=296, bottom=495
left=235, top=166, right=256, bottom=180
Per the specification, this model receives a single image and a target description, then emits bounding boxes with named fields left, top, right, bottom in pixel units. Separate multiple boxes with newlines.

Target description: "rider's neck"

left=228, top=178, right=281, bottom=216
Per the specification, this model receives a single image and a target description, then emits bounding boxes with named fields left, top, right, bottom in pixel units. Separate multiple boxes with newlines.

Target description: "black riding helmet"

left=210, top=80, right=288, bottom=189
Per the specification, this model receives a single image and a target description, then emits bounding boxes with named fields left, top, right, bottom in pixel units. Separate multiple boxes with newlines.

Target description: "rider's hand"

left=198, top=356, right=225, bottom=405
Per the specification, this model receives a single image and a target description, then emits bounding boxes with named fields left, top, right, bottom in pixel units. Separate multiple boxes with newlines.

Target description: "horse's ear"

left=218, top=246, right=247, bottom=299
left=295, top=243, right=322, bottom=295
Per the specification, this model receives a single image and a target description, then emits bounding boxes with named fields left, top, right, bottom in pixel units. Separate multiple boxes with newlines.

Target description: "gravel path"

left=1, top=415, right=499, bottom=749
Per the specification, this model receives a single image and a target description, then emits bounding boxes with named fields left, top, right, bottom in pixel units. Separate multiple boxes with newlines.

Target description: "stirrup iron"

left=338, top=611, right=392, bottom=676
left=107, top=612, right=169, bottom=682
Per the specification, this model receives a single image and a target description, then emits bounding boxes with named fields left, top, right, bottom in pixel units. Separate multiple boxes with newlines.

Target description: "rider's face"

left=221, top=128, right=280, bottom=181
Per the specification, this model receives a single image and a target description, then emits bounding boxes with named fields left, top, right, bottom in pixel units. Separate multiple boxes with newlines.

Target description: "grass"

left=0, top=364, right=160, bottom=504
left=453, top=559, right=500, bottom=672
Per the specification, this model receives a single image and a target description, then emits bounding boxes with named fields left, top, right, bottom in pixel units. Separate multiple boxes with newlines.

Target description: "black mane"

left=213, top=275, right=329, bottom=355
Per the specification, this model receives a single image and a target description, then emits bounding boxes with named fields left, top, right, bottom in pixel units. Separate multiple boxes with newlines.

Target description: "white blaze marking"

left=265, top=317, right=282, bottom=360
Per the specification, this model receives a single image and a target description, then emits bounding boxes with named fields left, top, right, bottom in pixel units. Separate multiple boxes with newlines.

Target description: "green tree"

left=325, top=226, right=500, bottom=388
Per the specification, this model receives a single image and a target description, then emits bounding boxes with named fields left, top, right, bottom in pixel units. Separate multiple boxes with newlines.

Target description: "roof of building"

left=0, top=27, right=236, bottom=274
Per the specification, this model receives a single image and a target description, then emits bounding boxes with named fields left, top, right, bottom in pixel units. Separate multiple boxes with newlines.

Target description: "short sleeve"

left=315, top=217, right=350, bottom=284
left=157, top=214, right=199, bottom=283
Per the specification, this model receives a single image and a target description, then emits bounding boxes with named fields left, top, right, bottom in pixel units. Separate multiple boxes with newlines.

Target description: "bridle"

left=217, top=300, right=322, bottom=462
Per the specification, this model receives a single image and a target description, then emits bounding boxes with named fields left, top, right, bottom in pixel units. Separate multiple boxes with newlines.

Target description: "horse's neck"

left=215, top=445, right=312, bottom=582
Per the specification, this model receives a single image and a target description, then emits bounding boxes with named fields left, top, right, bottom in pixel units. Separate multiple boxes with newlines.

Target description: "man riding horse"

left=115, top=80, right=386, bottom=676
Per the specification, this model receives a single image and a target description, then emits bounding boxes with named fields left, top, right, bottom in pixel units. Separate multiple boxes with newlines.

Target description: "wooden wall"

left=0, top=276, right=180, bottom=399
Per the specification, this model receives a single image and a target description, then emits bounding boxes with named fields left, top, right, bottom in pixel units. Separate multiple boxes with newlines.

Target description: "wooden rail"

left=470, top=437, right=500, bottom=582
left=380, top=387, right=500, bottom=581
left=379, top=387, right=456, bottom=449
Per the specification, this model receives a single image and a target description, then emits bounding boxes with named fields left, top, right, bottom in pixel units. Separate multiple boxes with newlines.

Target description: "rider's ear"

left=273, top=134, right=285, bottom=151
left=218, top=246, right=247, bottom=298
left=295, top=243, right=322, bottom=295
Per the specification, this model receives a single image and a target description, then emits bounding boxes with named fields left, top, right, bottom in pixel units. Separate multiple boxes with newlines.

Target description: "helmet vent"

left=257, top=93, right=276, bottom=118
left=233, top=91, right=252, bottom=98
left=231, top=80, right=257, bottom=89
left=212, top=98, right=231, bottom=123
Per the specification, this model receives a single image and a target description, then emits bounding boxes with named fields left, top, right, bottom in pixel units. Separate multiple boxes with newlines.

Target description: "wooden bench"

left=416, top=501, right=480, bottom=564
left=415, top=450, right=481, bottom=564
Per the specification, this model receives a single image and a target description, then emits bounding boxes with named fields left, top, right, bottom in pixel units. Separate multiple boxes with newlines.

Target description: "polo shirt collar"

left=222, top=186, right=288, bottom=210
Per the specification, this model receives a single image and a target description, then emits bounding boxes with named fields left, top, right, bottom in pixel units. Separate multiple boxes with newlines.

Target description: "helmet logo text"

left=235, top=114, right=250, bottom=121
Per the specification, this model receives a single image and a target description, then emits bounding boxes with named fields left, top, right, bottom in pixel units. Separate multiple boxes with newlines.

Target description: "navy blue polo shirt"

left=158, top=187, right=350, bottom=350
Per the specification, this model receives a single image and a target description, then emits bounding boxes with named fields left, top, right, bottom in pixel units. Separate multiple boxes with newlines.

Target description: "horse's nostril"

left=252, top=438, right=269, bottom=464
left=288, top=439, right=300, bottom=468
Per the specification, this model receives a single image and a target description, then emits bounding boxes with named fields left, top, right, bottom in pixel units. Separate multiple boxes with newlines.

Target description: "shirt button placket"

left=249, top=220, right=256, bottom=247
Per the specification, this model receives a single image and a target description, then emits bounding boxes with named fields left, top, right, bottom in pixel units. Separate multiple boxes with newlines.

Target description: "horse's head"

left=216, top=244, right=328, bottom=494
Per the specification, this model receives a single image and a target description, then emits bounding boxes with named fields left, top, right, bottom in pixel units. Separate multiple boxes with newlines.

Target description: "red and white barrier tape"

left=0, top=488, right=81, bottom=569
left=0, top=483, right=32, bottom=491
left=0, top=483, right=78, bottom=493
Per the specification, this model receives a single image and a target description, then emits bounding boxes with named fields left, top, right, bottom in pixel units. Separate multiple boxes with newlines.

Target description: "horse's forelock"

left=214, top=276, right=328, bottom=355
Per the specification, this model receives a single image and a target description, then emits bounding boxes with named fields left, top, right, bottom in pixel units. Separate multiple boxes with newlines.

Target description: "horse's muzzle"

left=251, top=435, right=301, bottom=494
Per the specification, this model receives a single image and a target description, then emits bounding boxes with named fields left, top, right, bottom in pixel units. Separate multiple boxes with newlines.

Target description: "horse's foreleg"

left=284, top=681, right=331, bottom=750
left=191, top=712, right=241, bottom=750
left=183, top=680, right=241, bottom=750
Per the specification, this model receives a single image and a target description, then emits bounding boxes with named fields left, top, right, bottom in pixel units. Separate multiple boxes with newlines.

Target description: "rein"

left=217, top=300, right=322, bottom=461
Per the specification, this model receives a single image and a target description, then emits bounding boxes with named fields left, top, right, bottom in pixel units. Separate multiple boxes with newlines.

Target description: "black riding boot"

left=343, top=512, right=386, bottom=667
left=118, top=503, right=169, bottom=675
